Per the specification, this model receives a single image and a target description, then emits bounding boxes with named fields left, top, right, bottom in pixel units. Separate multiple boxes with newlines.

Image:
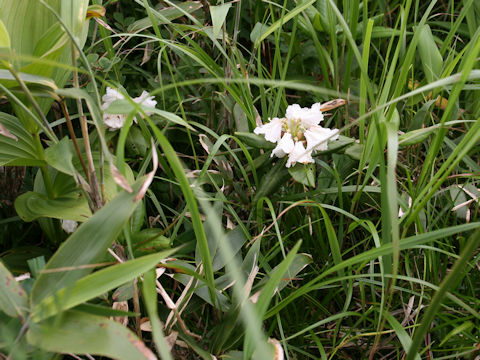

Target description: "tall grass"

left=1, top=0, right=480, bottom=359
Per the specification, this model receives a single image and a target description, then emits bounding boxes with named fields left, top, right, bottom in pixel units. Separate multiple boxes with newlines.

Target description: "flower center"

left=283, top=118, right=305, bottom=141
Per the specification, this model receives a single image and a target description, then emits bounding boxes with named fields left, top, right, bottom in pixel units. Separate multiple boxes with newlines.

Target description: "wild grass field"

left=1, top=0, right=480, bottom=359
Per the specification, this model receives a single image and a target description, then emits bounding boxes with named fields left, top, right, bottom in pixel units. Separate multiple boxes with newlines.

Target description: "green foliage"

left=1, top=0, right=480, bottom=359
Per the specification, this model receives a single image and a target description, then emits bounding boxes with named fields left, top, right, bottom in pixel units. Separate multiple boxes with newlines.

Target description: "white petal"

left=104, top=113, right=127, bottom=130
left=272, top=133, right=295, bottom=158
left=305, top=125, right=339, bottom=152
left=285, top=104, right=302, bottom=120
left=286, top=141, right=313, bottom=168
left=253, top=117, right=284, bottom=143
left=62, top=219, right=78, bottom=234
left=101, top=87, right=125, bottom=110
left=285, top=103, right=324, bottom=127
left=134, top=91, right=157, bottom=115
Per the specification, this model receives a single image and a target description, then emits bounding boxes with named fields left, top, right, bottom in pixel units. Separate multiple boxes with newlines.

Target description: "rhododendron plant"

left=254, top=103, right=339, bottom=167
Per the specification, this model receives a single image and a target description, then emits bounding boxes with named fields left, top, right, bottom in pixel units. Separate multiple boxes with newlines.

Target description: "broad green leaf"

left=27, top=310, right=156, bottom=360
left=44, top=136, right=76, bottom=176
left=0, top=19, right=10, bottom=48
left=253, top=160, right=290, bottom=204
left=418, top=24, right=443, bottom=83
left=32, top=23, right=68, bottom=59
left=288, top=163, right=316, bottom=187
left=250, top=22, right=269, bottom=43
left=133, top=228, right=170, bottom=256
left=0, top=112, right=45, bottom=166
left=344, top=142, right=363, bottom=160
left=0, top=70, right=57, bottom=92
left=15, top=191, right=91, bottom=222
left=233, top=103, right=250, bottom=133
left=0, top=0, right=89, bottom=118
left=32, top=250, right=176, bottom=321
left=276, top=253, right=312, bottom=292
left=212, top=227, right=247, bottom=272
left=30, top=178, right=146, bottom=306
left=210, top=3, right=231, bottom=39
left=0, top=261, right=28, bottom=319
left=399, top=127, right=436, bottom=147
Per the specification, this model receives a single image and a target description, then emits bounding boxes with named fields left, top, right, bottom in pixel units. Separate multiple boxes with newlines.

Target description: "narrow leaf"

left=32, top=250, right=176, bottom=321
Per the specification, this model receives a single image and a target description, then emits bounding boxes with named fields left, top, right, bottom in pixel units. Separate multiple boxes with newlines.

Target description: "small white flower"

left=133, top=91, right=157, bottom=116
left=61, top=219, right=78, bottom=234
left=101, top=87, right=125, bottom=109
left=103, top=114, right=127, bottom=130
left=254, top=117, right=284, bottom=143
left=272, top=133, right=295, bottom=158
left=285, top=103, right=324, bottom=127
left=305, top=125, right=339, bottom=152
left=102, top=87, right=157, bottom=130
left=286, top=141, right=313, bottom=168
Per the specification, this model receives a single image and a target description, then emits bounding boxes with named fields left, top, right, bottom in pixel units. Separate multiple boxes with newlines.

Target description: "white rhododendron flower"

left=134, top=91, right=157, bottom=112
left=62, top=219, right=78, bottom=234
left=101, top=87, right=157, bottom=130
left=287, top=141, right=313, bottom=168
left=272, top=133, right=294, bottom=158
left=285, top=103, right=324, bottom=127
left=253, top=117, right=283, bottom=143
left=253, top=102, right=339, bottom=167
left=305, top=125, right=339, bottom=152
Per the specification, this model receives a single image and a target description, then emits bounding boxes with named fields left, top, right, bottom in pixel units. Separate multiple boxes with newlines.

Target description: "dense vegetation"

left=1, top=0, right=480, bottom=359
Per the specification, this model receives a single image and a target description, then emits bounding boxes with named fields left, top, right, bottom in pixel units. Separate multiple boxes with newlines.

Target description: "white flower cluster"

left=254, top=103, right=339, bottom=167
left=101, top=87, right=157, bottom=130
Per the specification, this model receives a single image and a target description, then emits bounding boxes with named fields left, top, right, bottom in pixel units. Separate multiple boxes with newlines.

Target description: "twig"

left=71, top=44, right=103, bottom=210
left=60, top=100, right=89, bottom=180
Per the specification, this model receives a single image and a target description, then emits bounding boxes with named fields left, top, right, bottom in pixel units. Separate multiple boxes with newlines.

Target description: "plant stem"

left=71, top=44, right=103, bottom=210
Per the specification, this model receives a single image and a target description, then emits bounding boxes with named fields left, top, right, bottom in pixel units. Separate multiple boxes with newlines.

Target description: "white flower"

left=62, top=219, right=78, bottom=234
left=254, top=102, right=340, bottom=168
left=101, top=87, right=125, bottom=109
left=272, top=133, right=294, bottom=158
left=254, top=117, right=284, bottom=143
left=285, top=103, right=324, bottom=127
left=305, top=125, right=339, bottom=152
left=133, top=91, right=157, bottom=116
left=103, top=114, right=126, bottom=130
left=102, top=87, right=157, bottom=130
left=286, top=141, right=313, bottom=168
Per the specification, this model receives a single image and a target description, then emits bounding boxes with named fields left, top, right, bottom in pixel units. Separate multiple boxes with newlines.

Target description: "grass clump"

left=1, top=0, right=480, bottom=359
